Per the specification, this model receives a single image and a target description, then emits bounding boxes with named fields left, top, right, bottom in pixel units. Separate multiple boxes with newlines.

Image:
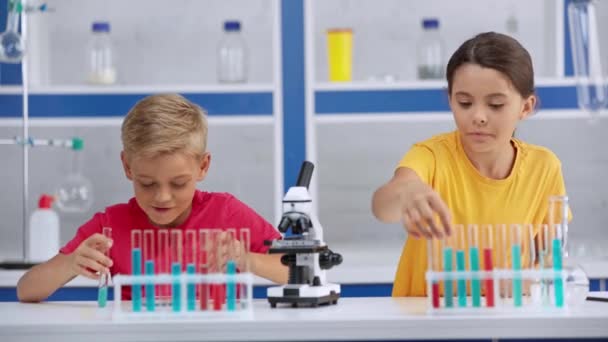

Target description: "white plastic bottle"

left=416, top=18, right=445, bottom=80
left=86, top=21, right=117, bottom=85
left=217, top=20, right=248, bottom=83
left=28, top=194, right=60, bottom=263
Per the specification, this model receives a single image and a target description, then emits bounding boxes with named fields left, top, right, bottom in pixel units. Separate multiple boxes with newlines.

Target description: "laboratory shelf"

left=314, top=78, right=580, bottom=114
left=0, top=84, right=276, bottom=117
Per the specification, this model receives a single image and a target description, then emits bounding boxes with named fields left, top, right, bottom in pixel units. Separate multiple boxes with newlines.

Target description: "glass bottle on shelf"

left=86, top=21, right=117, bottom=85
left=416, top=18, right=444, bottom=80
left=55, top=138, right=94, bottom=213
left=217, top=20, right=248, bottom=83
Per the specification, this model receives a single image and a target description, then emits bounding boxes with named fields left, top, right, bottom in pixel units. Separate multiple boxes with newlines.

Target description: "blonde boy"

left=18, top=94, right=287, bottom=302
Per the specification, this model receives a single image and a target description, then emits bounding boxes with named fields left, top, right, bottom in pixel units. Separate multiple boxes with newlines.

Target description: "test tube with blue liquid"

left=143, top=229, right=155, bottom=312
left=97, top=227, right=112, bottom=308
left=510, top=224, right=523, bottom=307
left=454, top=225, right=467, bottom=307
left=158, top=229, right=170, bottom=306
left=550, top=224, right=564, bottom=307
left=442, top=232, right=455, bottom=308
left=468, top=224, right=481, bottom=307
left=184, top=230, right=197, bottom=312
left=226, top=229, right=238, bottom=311
left=131, top=230, right=143, bottom=312
left=170, top=230, right=183, bottom=312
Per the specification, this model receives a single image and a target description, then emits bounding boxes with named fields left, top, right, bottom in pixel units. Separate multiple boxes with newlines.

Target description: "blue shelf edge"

left=0, top=92, right=274, bottom=117
left=2, top=280, right=605, bottom=302
left=315, top=85, right=579, bottom=114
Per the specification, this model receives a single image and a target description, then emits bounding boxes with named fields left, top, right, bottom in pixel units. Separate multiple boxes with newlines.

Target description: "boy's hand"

left=68, top=233, right=113, bottom=279
left=401, top=180, right=452, bottom=239
left=211, top=231, right=249, bottom=273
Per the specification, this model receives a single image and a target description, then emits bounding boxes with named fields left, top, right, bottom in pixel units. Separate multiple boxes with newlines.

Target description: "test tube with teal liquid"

left=552, top=224, right=564, bottom=307
left=97, top=227, right=112, bottom=308
left=170, top=230, right=183, bottom=312
left=454, top=225, right=467, bottom=308
left=226, top=229, right=237, bottom=311
left=143, top=229, right=155, bottom=312
left=131, top=230, right=143, bottom=312
left=468, top=224, right=481, bottom=307
left=510, top=224, right=523, bottom=307
left=184, top=230, right=197, bottom=312
left=442, top=235, right=454, bottom=308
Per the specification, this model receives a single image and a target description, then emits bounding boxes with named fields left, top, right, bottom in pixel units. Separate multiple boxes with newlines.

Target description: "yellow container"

left=327, top=28, right=353, bottom=82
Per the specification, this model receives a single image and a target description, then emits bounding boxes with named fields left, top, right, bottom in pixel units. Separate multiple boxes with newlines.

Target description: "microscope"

left=265, top=161, right=343, bottom=308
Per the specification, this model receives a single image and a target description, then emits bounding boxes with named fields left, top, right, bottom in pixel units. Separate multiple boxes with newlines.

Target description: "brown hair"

left=121, top=94, right=208, bottom=160
left=446, top=32, right=535, bottom=99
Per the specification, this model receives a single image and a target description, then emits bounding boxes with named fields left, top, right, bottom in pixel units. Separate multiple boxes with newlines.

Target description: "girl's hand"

left=400, top=180, right=452, bottom=239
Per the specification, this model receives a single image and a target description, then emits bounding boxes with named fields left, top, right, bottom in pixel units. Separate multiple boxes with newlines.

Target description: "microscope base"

left=267, top=283, right=341, bottom=308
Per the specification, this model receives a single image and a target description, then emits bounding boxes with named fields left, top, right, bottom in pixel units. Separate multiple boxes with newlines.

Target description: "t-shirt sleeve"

left=396, top=144, right=436, bottom=185
left=59, top=212, right=104, bottom=254
left=224, top=196, right=281, bottom=253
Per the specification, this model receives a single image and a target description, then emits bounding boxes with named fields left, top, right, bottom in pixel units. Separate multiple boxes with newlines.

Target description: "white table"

left=1, top=295, right=607, bottom=341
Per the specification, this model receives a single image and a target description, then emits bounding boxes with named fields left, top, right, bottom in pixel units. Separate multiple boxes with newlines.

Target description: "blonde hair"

left=121, top=94, right=208, bottom=159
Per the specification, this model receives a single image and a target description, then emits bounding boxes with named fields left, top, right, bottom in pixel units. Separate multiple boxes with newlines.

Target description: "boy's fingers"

left=85, top=233, right=113, bottom=249
left=78, top=267, right=101, bottom=280
left=80, top=247, right=113, bottom=267
left=76, top=255, right=107, bottom=274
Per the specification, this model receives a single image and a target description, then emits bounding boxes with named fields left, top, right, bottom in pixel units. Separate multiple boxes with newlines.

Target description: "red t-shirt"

left=60, top=190, right=281, bottom=298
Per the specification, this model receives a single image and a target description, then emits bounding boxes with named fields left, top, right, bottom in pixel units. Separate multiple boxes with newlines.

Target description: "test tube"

left=131, top=229, right=143, bottom=312
left=454, top=225, right=467, bottom=308
left=524, top=224, right=537, bottom=303
left=184, top=229, right=197, bottom=312
left=468, top=224, right=481, bottom=307
left=496, top=224, right=509, bottom=301
left=552, top=224, right=564, bottom=307
left=212, top=229, right=225, bottom=311
left=158, top=229, right=170, bottom=305
left=548, top=195, right=569, bottom=258
left=442, top=233, right=455, bottom=308
left=226, top=228, right=237, bottom=311
left=510, top=224, right=523, bottom=307
left=97, top=227, right=112, bottom=308
left=540, top=224, right=551, bottom=306
left=143, top=229, right=155, bottom=312
left=170, top=230, right=183, bottom=312
left=238, top=228, right=251, bottom=309
left=427, top=238, right=441, bottom=308
left=481, top=224, right=495, bottom=307
left=199, top=229, right=210, bottom=310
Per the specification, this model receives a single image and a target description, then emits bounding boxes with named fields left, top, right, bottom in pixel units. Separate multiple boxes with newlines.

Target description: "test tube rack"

left=110, top=228, right=254, bottom=321
left=425, top=223, right=567, bottom=314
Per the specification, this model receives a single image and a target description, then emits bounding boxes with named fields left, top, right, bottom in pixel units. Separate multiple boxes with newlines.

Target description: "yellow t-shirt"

left=392, top=131, right=569, bottom=297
